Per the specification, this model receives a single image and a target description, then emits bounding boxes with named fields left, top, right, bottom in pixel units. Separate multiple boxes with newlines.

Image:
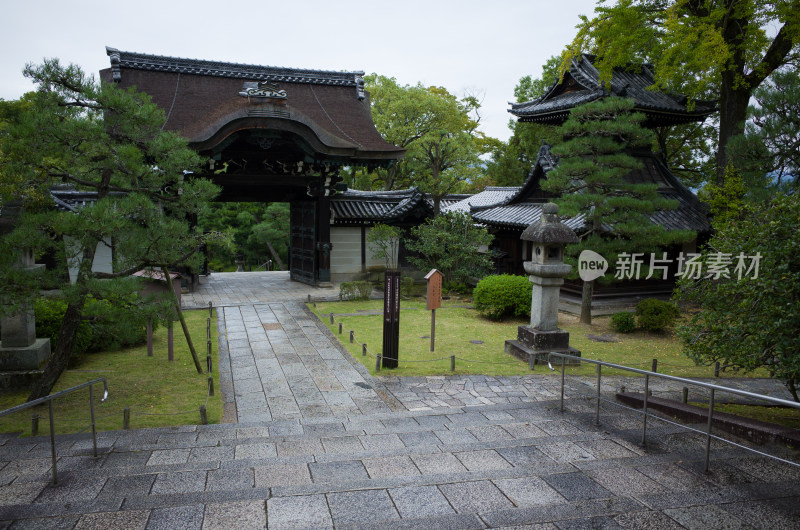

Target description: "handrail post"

left=560, top=355, right=565, bottom=412
left=704, top=388, right=716, bottom=472
left=48, top=400, right=58, bottom=485
left=641, top=373, right=650, bottom=447
left=595, top=362, right=602, bottom=426
left=89, top=384, right=97, bottom=458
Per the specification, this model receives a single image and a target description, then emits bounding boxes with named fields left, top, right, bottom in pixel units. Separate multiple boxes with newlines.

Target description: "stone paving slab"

left=2, top=273, right=800, bottom=528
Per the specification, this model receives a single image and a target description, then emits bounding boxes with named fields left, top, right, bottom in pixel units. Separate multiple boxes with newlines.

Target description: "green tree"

left=366, top=223, right=401, bottom=270
left=363, top=75, right=494, bottom=204
left=675, top=193, right=800, bottom=402
left=405, top=212, right=494, bottom=287
left=566, top=0, right=800, bottom=180
left=543, top=97, right=693, bottom=324
left=0, top=60, right=218, bottom=400
left=727, top=68, right=800, bottom=191
left=197, top=202, right=289, bottom=270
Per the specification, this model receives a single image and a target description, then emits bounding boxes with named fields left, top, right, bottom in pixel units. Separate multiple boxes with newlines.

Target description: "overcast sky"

left=0, top=0, right=598, bottom=142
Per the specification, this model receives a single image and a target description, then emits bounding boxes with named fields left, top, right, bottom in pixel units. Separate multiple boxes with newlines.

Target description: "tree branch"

left=745, top=22, right=796, bottom=89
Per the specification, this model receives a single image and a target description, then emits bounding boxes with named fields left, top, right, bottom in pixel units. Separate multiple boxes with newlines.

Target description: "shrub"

left=610, top=312, right=636, bottom=333
left=473, top=275, right=532, bottom=321
left=34, top=297, right=147, bottom=354
left=34, top=298, right=93, bottom=353
left=83, top=297, right=148, bottom=351
left=635, top=298, right=680, bottom=332
left=339, top=281, right=372, bottom=301
left=401, top=276, right=415, bottom=297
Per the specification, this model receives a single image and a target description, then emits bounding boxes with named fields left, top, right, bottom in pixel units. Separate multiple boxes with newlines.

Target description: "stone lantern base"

left=505, top=325, right=581, bottom=366
left=0, top=308, right=52, bottom=392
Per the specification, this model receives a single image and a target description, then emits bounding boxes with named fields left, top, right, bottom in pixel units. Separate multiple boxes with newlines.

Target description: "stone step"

left=1, top=441, right=780, bottom=527
left=4, top=399, right=641, bottom=461
left=4, top=396, right=794, bottom=528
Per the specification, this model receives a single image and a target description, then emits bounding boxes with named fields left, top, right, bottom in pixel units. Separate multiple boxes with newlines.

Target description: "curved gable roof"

left=509, top=54, right=716, bottom=126
left=100, top=48, right=403, bottom=165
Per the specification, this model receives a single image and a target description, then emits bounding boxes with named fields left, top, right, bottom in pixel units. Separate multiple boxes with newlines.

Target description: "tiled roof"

left=49, top=189, right=126, bottom=212
left=509, top=54, right=716, bottom=125
left=332, top=189, right=477, bottom=223
left=106, top=48, right=364, bottom=88
left=443, top=187, right=520, bottom=214
left=331, top=188, right=431, bottom=223
left=101, top=48, right=403, bottom=163
left=473, top=203, right=586, bottom=231
left=474, top=143, right=710, bottom=234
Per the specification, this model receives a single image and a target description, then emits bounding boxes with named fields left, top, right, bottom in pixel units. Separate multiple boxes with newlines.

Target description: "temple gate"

left=101, top=48, right=403, bottom=285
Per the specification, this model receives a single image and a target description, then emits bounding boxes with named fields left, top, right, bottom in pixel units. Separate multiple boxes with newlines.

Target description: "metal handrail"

left=0, top=378, right=109, bottom=485
left=547, top=352, right=800, bottom=472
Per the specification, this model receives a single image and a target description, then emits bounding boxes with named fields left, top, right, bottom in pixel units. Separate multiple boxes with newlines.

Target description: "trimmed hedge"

left=610, top=311, right=636, bottom=333
left=473, top=274, right=532, bottom=321
left=635, top=298, right=680, bottom=332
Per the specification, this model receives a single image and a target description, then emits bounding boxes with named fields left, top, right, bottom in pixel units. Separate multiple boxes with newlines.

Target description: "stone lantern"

left=505, top=203, right=581, bottom=365
left=0, top=203, right=52, bottom=390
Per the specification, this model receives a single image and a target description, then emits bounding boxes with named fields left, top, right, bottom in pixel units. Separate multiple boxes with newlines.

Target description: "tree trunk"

left=27, top=300, right=86, bottom=401
left=580, top=279, right=593, bottom=325
left=264, top=240, right=285, bottom=270
left=162, top=266, right=203, bottom=374
left=715, top=75, right=751, bottom=181
left=27, top=239, right=98, bottom=402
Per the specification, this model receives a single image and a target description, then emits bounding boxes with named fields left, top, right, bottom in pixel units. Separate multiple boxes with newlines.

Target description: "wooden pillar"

left=316, top=194, right=332, bottom=285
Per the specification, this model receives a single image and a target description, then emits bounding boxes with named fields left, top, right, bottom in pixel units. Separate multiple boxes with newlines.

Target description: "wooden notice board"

left=425, top=269, right=443, bottom=311
left=382, top=270, right=401, bottom=368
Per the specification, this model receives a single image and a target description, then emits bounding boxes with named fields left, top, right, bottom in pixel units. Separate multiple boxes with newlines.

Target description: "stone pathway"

left=2, top=399, right=799, bottom=528
left=217, top=302, right=392, bottom=423
left=0, top=271, right=798, bottom=527
left=181, top=271, right=340, bottom=308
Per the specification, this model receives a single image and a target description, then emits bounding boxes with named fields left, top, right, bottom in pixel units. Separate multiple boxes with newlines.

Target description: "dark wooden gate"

left=290, top=201, right=316, bottom=285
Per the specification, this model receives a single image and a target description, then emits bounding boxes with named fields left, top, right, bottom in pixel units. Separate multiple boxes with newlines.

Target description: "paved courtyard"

left=0, top=271, right=798, bottom=528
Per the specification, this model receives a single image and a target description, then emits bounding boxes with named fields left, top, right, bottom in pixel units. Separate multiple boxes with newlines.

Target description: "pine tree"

left=542, top=96, right=692, bottom=324
left=0, top=60, right=219, bottom=400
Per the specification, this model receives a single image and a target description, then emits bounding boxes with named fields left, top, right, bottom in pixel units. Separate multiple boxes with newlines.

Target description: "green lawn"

left=310, top=298, right=768, bottom=379
left=0, top=309, right=222, bottom=436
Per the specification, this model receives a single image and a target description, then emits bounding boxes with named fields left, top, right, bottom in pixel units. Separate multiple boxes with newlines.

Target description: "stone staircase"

left=1, top=398, right=799, bottom=528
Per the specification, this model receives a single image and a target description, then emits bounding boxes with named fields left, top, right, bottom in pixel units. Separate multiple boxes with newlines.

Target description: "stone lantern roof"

left=520, top=203, right=579, bottom=245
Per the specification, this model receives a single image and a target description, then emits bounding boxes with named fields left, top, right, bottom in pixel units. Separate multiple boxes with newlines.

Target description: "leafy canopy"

left=727, top=68, right=800, bottom=191
left=362, top=75, right=496, bottom=206
left=543, top=96, right=693, bottom=270
left=675, top=193, right=800, bottom=401
left=564, top=0, right=800, bottom=178
left=405, top=212, right=494, bottom=287
left=0, top=59, right=219, bottom=399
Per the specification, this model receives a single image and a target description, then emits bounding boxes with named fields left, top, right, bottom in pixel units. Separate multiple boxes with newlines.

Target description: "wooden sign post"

left=425, top=269, right=443, bottom=352
left=382, top=270, right=401, bottom=368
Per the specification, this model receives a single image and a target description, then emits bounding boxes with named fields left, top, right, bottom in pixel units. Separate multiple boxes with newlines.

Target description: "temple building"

left=474, top=54, right=715, bottom=312
left=77, top=49, right=715, bottom=306
left=100, top=47, right=404, bottom=286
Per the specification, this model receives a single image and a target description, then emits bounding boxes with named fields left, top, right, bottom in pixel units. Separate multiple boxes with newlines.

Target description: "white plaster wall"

left=330, top=227, right=362, bottom=275
left=330, top=226, right=398, bottom=281
left=66, top=237, right=114, bottom=284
